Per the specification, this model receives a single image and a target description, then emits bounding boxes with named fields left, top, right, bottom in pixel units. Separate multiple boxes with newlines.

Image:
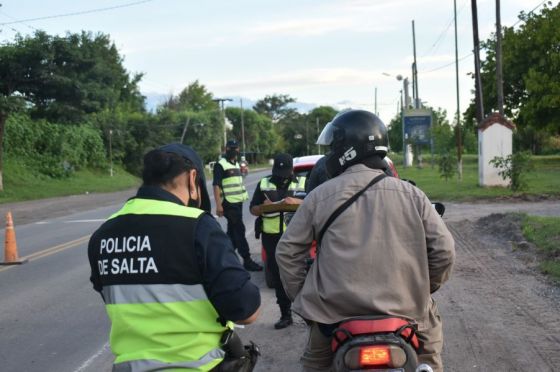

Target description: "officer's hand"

left=262, top=199, right=273, bottom=205
left=216, top=204, right=224, bottom=217
left=284, top=197, right=303, bottom=205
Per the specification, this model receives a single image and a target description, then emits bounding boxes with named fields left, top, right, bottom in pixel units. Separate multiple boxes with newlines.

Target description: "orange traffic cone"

left=1, top=211, right=27, bottom=265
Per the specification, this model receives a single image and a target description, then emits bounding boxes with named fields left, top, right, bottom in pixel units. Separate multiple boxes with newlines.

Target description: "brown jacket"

left=276, top=164, right=455, bottom=328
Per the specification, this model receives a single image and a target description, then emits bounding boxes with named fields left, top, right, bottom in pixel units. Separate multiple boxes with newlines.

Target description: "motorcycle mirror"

left=432, top=202, right=445, bottom=217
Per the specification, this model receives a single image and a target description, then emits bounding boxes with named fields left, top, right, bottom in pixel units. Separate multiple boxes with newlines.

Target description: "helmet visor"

left=316, top=121, right=335, bottom=145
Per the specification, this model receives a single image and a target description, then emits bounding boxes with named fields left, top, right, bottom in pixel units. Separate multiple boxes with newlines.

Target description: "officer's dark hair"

left=142, top=149, right=196, bottom=186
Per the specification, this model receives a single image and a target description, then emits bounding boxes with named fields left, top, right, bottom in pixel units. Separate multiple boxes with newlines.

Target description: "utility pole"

left=374, top=87, right=378, bottom=116
left=412, top=20, right=420, bottom=109
left=240, top=99, right=246, bottom=156
left=316, top=117, right=320, bottom=155
left=495, top=0, right=504, bottom=115
left=454, top=0, right=463, bottom=180
left=305, top=120, right=309, bottom=155
left=212, top=98, right=232, bottom=149
left=180, top=117, right=191, bottom=144
left=109, top=129, right=113, bottom=177
left=471, top=0, right=485, bottom=123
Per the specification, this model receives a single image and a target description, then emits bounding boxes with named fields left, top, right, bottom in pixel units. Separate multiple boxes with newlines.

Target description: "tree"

left=253, top=94, right=296, bottom=122
left=466, top=3, right=560, bottom=153
left=0, top=31, right=144, bottom=190
left=226, top=107, right=277, bottom=159
left=161, top=80, right=218, bottom=112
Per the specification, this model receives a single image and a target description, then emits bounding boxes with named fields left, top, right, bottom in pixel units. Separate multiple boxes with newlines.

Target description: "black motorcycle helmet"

left=317, top=110, right=388, bottom=178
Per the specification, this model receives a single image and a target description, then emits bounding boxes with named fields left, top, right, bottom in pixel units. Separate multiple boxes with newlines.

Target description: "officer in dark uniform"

left=88, top=144, right=261, bottom=371
left=213, top=140, right=262, bottom=271
left=250, top=153, right=305, bottom=329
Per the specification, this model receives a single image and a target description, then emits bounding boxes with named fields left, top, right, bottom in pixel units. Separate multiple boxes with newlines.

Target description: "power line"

left=424, top=53, right=472, bottom=73
left=0, top=10, right=37, bottom=31
left=0, top=0, right=155, bottom=26
left=420, top=0, right=468, bottom=58
left=421, top=0, right=551, bottom=74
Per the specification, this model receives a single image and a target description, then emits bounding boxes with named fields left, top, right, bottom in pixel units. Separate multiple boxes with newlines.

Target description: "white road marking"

left=73, top=342, right=110, bottom=372
left=64, top=219, right=106, bottom=223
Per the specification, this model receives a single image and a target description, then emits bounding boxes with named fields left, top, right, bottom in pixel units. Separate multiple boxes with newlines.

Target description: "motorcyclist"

left=276, top=110, right=455, bottom=372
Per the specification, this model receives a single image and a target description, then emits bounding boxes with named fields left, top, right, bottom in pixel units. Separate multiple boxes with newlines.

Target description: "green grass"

left=0, top=158, right=140, bottom=204
left=521, top=215, right=560, bottom=281
left=390, top=154, right=560, bottom=201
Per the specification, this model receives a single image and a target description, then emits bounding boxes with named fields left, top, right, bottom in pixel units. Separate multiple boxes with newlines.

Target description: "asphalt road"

left=0, top=170, right=269, bottom=372
left=1, top=170, right=559, bottom=372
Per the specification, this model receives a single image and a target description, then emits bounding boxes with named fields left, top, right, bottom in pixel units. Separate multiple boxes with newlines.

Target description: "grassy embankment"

left=391, top=154, right=560, bottom=201
left=0, top=158, right=140, bottom=204
left=521, top=215, right=560, bottom=281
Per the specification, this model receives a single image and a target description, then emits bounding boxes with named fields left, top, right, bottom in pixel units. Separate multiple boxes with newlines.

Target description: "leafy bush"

left=438, top=152, right=456, bottom=181
left=4, top=114, right=106, bottom=178
left=489, top=151, right=532, bottom=191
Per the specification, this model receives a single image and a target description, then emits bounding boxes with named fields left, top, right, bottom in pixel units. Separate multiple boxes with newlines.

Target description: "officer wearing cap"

left=213, top=139, right=262, bottom=271
left=250, top=153, right=306, bottom=329
left=88, top=143, right=261, bottom=371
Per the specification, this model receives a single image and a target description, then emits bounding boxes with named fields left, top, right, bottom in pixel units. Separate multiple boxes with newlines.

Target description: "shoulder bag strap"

left=317, top=173, right=387, bottom=249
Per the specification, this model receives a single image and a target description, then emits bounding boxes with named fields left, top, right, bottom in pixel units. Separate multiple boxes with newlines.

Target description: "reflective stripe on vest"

left=260, top=176, right=306, bottom=234
left=218, top=158, right=248, bottom=203
left=103, top=200, right=229, bottom=371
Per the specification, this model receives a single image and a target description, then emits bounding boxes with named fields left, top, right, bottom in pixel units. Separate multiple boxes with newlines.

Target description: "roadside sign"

left=403, top=109, right=432, bottom=145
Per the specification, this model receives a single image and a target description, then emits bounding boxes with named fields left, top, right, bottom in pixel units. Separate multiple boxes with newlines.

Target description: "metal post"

left=109, top=129, right=113, bottom=177
left=241, top=99, right=246, bottom=156
left=412, top=20, right=420, bottom=109
left=305, top=120, right=309, bottom=155
left=316, top=117, right=320, bottom=155
left=375, top=87, right=378, bottom=116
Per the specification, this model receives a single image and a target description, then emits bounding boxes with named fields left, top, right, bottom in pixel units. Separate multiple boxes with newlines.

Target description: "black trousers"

left=223, top=202, right=251, bottom=259
left=262, top=233, right=291, bottom=314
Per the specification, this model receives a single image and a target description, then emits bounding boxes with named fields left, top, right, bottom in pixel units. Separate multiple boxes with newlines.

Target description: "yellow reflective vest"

left=218, top=158, right=249, bottom=203
left=260, top=176, right=306, bottom=234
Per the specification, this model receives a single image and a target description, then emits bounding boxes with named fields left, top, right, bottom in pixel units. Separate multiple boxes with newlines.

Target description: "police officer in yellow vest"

left=88, top=144, right=261, bottom=371
left=250, top=153, right=305, bottom=329
left=213, top=140, right=262, bottom=271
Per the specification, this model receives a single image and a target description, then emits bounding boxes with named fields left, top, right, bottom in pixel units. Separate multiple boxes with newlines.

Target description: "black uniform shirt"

left=93, top=186, right=260, bottom=323
left=250, top=176, right=292, bottom=208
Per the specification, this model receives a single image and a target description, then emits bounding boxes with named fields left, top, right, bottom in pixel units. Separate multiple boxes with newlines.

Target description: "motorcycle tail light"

left=360, top=346, right=390, bottom=366
left=344, top=344, right=407, bottom=369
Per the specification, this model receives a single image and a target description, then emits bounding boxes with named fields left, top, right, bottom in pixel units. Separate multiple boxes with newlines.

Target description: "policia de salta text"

left=88, top=144, right=261, bottom=371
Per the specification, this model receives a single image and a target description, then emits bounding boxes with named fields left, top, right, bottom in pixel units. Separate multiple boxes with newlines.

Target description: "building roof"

left=478, top=112, right=516, bottom=132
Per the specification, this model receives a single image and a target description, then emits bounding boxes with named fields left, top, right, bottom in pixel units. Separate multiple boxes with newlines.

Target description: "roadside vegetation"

left=393, top=154, right=560, bottom=201
left=0, top=158, right=138, bottom=203
left=521, top=215, right=560, bottom=281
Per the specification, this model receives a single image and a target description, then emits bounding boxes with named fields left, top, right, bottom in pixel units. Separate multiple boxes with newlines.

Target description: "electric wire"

left=420, top=0, right=551, bottom=74
left=0, top=0, right=155, bottom=26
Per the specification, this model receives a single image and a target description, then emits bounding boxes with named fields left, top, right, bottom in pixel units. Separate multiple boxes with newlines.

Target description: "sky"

left=1, top=0, right=557, bottom=124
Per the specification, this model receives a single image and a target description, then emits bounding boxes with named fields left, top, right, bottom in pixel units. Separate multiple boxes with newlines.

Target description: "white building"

left=478, top=113, right=515, bottom=187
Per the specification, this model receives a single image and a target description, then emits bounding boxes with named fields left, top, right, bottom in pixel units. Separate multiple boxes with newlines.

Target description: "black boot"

left=274, top=311, right=293, bottom=330
left=243, top=257, right=263, bottom=271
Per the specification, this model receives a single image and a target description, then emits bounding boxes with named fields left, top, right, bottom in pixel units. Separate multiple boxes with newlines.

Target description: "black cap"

left=158, top=143, right=211, bottom=213
left=226, top=139, right=239, bottom=149
left=272, top=153, right=293, bottom=178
